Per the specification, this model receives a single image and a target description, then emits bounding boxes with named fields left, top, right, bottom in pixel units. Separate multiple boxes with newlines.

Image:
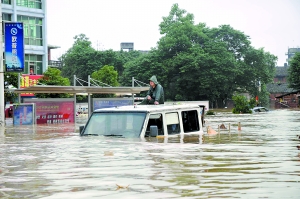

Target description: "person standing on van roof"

left=139, top=75, right=164, bottom=105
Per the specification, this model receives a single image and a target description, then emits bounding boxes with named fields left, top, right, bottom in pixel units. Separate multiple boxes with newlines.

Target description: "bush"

left=206, top=110, right=215, bottom=115
left=232, top=95, right=256, bottom=114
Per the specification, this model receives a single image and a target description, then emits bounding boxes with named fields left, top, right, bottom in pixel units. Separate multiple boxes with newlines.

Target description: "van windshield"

left=81, top=112, right=147, bottom=138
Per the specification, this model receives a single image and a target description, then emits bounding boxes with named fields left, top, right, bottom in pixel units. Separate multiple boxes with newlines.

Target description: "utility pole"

left=0, top=3, right=5, bottom=126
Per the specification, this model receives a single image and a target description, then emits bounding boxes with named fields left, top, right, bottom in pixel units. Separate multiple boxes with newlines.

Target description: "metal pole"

left=18, top=73, right=21, bottom=103
left=0, top=5, right=5, bottom=125
left=88, top=75, right=91, bottom=117
left=74, top=75, right=76, bottom=123
left=132, top=77, right=134, bottom=87
left=132, top=77, right=134, bottom=104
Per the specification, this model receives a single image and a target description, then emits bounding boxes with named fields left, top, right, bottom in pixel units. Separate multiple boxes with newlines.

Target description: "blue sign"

left=93, top=98, right=133, bottom=110
left=4, top=22, right=25, bottom=72
left=13, top=104, right=35, bottom=125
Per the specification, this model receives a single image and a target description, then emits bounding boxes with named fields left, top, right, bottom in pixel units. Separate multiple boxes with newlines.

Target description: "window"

left=17, top=0, right=42, bottom=9
left=82, top=112, right=146, bottom=138
left=1, top=0, right=11, bottom=4
left=25, top=54, right=43, bottom=75
left=181, top=110, right=200, bottom=133
left=2, top=13, right=12, bottom=22
left=17, top=15, right=43, bottom=46
left=145, top=113, right=164, bottom=136
left=166, top=112, right=180, bottom=135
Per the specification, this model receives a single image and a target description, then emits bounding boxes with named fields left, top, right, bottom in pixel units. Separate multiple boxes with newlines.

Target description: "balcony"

left=48, top=60, right=62, bottom=68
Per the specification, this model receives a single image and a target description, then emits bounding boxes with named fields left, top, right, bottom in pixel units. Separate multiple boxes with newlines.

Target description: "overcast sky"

left=47, top=0, right=300, bottom=66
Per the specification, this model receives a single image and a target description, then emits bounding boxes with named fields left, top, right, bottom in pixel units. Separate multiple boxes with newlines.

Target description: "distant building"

left=267, top=65, right=298, bottom=108
left=120, top=42, right=134, bottom=51
left=285, top=47, right=300, bottom=66
left=1, top=0, right=60, bottom=74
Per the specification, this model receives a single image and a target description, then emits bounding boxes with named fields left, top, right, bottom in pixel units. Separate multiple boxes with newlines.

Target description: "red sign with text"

left=24, top=100, right=75, bottom=124
left=20, top=74, right=43, bottom=96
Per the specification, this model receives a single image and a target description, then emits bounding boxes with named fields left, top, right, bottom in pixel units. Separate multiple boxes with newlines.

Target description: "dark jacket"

left=140, top=75, right=164, bottom=105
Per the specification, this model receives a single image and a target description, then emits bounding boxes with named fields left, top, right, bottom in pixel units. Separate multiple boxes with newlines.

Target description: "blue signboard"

left=13, top=104, right=35, bottom=126
left=93, top=98, right=133, bottom=110
left=4, top=22, right=25, bottom=72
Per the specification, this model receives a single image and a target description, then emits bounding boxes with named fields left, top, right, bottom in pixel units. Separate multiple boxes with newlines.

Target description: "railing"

left=276, top=101, right=290, bottom=108
left=48, top=60, right=62, bottom=68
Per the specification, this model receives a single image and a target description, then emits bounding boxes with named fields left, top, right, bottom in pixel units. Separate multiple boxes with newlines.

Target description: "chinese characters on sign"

left=24, top=100, right=75, bottom=124
left=4, top=22, right=25, bottom=72
left=20, top=75, right=43, bottom=96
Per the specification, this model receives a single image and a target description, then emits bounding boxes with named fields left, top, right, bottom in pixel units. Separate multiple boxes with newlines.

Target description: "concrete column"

left=0, top=3, right=5, bottom=125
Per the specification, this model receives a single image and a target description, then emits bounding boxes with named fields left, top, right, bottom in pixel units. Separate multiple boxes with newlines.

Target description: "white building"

left=1, top=0, right=51, bottom=74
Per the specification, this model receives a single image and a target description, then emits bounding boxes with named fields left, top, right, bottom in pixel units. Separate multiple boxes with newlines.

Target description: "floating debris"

left=207, top=126, right=217, bottom=135
left=116, top=184, right=130, bottom=190
left=220, top=124, right=227, bottom=129
left=104, top=151, right=114, bottom=156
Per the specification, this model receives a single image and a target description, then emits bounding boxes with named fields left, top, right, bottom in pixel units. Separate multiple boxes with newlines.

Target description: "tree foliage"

left=4, top=72, right=19, bottom=104
left=232, top=95, right=256, bottom=114
left=120, top=3, right=277, bottom=107
left=61, top=34, right=143, bottom=85
left=287, top=52, right=300, bottom=90
left=34, top=68, right=70, bottom=98
left=60, top=34, right=97, bottom=84
left=53, top=4, right=277, bottom=106
left=91, top=65, right=119, bottom=98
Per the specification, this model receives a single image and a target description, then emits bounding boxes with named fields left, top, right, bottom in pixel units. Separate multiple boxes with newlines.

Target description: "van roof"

left=93, top=104, right=201, bottom=113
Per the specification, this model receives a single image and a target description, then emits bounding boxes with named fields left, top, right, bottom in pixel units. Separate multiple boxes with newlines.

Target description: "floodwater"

left=0, top=109, right=300, bottom=198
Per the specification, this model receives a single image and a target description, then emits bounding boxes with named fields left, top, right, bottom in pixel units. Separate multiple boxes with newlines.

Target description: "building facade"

left=1, top=0, right=47, bottom=75
left=286, top=47, right=300, bottom=66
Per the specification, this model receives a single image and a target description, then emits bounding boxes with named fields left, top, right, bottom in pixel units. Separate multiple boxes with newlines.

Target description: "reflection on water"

left=0, top=109, right=300, bottom=198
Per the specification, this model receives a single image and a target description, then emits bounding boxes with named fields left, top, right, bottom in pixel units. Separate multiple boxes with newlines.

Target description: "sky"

left=47, top=0, right=300, bottom=66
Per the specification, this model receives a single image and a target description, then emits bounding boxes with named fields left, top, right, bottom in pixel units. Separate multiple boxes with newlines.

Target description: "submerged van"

left=79, top=104, right=204, bottom=138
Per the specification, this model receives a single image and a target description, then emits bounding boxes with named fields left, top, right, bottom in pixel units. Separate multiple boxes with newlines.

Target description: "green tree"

left=156, top=4, right=277, bottom=105
left=91, top=65, right=119, bottom=98
left=61, top=34, right=137, bottom=84
left=157, top=4, right=209, bottom=101
left=257, top=84, right=270, bottom=107
left=120, top=50, right=163, bottom=87
left=4, top=72, right=18, bottom=104
left=35, top=68, right=70, bottom=98
left=232, top=95, right=256, bottom=114
left=287, top=52, right=300, bottom=90
left=241, top=48, right=277, bottom=96
left=61, top=34, right=98, bottom=84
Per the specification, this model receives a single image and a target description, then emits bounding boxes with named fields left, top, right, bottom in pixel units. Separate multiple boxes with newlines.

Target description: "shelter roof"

left=275, top=90, right=300, bottom=98
left=13, top=85, right=149, bottom=94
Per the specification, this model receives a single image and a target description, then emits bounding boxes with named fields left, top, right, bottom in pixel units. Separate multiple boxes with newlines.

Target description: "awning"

left=275, top=90, right=300, bottom=98
left=13, top=85, right=149, bottom=94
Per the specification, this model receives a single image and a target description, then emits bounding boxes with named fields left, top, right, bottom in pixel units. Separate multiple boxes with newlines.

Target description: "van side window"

left=145, top=114, right=164, bottom=137
left=181, top=110, right=199, bottom=133
left=166, top=112, right=180, bottom=135
left=199, top=105, right=205, bottom=126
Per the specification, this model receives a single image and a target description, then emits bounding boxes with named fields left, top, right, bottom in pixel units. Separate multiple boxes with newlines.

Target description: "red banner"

left=25, top=100, right=75, bottom=124
left=20, top=74, right=43, bottom=96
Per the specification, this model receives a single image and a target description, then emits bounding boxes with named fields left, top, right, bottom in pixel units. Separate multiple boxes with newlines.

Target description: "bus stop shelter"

left=13, top=85, right=149, bottom=117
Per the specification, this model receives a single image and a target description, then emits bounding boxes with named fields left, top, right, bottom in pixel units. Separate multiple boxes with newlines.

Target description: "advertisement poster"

left=4, top=22, right=25, bottom=72
left=24, top=99, right=75, bottom=124
left=93, top=98, right=133, bottom=111
left=20, top=74, right=43, bottom=96
left=13, top=103, right=35, bottom=126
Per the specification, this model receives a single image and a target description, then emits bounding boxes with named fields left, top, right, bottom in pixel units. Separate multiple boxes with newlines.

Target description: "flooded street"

left=1, top=109, right=300, bottom=198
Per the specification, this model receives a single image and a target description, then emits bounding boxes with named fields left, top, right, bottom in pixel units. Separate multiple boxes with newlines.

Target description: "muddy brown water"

left=0, top=109, right=300, bottom=198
